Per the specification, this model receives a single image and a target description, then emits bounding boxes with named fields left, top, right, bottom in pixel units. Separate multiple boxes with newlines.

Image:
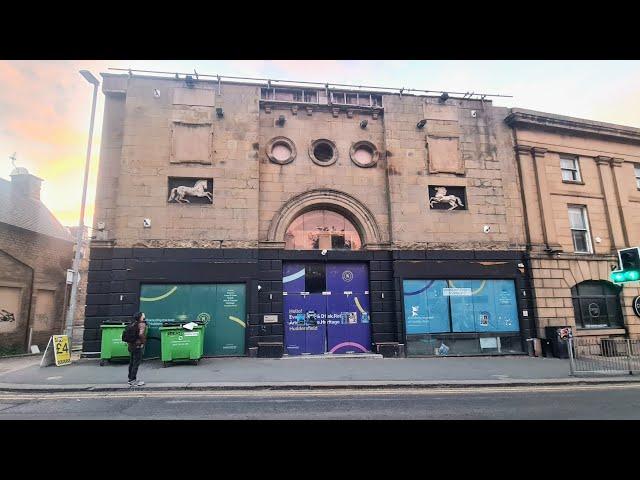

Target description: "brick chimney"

left=10, top=168, right=43, bottom=201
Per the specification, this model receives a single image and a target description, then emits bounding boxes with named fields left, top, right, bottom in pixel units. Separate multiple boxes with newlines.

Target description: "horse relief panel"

left=167, top=177, right=214, bottom=205
left=428, top=185, right=467, bottom=211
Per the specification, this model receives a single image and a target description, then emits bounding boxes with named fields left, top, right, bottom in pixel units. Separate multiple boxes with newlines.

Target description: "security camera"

left=257, top=285, right=262, bottom=291
left=471, top=110, right=477, bottom=118
left=321, top=249, right=328, bottom=256
left=483, top=225, right=491, bottom=233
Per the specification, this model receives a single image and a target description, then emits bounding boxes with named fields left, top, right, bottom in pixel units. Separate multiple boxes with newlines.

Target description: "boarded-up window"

left=172, top=88, right=215, bottom=107
left=34, top=289, right=56, bottom=330
left=0, top=286, right=21, bottom=333
left=424, top=103, right=464, bottom=174
left=170, top=122, right=212, bottom=164
left=427, top=136, right=464, bottom=174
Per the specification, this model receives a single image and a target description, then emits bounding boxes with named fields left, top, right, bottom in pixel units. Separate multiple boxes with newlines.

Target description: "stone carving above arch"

left=265, top=189, right=387, bottom=249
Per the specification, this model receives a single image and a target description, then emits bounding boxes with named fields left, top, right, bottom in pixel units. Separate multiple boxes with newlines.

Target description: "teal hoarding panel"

left=140, top=283, right=246, bottom=358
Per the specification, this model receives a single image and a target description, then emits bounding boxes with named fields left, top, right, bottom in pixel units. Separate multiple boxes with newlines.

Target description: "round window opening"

left=309, top=139, right=338, bottom=166
left=350, top=141, right=379, bottom=168
left=272, top=143, right=292, bottom=162
left=266, top=136, right=296, bottom=165
left=314, top=143, right=333, bottom=161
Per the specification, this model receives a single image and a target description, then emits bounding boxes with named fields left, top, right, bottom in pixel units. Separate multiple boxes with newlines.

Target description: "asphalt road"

left=1, top=383, right=639, bottom=419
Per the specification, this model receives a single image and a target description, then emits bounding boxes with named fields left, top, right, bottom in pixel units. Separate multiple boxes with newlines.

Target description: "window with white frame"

left=561, top=156, right=581, bottom=182
left=635, top=164, right=640, bottom=189
left=568, top=206, right=592, bottom=253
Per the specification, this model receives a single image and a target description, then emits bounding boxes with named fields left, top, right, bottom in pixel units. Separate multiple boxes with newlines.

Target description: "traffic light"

left=610, top=247, right=640, bottom=283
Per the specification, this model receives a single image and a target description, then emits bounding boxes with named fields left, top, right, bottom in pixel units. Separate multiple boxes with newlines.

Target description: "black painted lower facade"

left=82, top=247, right=536, bottom=358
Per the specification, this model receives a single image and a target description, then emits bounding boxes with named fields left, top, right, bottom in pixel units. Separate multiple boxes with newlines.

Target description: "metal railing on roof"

left=107, top=68, right=512, bottom=101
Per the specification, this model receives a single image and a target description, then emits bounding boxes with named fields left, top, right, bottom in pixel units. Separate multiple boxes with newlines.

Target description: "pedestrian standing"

left=124, top=312, right=147, bottom=386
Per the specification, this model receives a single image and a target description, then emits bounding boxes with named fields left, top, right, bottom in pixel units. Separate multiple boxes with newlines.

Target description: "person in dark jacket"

left=127, top=312, right=147, bottom=386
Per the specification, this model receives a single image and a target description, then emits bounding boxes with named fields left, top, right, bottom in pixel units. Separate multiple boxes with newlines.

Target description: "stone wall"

left=0, top=223, right=72, bottom=351
left=383, top=95, right=526, bottom=250
left=93, top=76, right=260, bottom=248
left=529, top=255, right=640, bottom=338
left=258, top=107, right=390, bottom=246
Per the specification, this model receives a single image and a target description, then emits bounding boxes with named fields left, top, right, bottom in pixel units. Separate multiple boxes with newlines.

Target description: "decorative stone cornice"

left=514, top=144, right=533, bottom=155
left=505, top=109, right=640, bottom=144
left=531, top=147, right=547, bottom=158
left=595, top=155, right=613, bottom=166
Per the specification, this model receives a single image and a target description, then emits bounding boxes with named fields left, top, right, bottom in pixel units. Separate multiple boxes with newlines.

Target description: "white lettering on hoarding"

left=442, top=288, right=472, bottom=296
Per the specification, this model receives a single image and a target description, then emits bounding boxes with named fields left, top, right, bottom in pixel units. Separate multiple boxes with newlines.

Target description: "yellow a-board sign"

left=40, top=335, right=71, bottom=367
left=53, top=335, right=71, bottom=366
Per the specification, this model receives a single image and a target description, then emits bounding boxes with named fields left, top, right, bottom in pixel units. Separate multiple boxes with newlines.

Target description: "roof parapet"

left=505, top=108, right=640, bottom=144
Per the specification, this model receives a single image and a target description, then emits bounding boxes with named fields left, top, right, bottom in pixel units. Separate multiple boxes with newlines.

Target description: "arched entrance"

left=266, top=189, right=384, bottom=249
left=284, top=209, right=362, bottom=251
left=271, top=191, right=379, bottom=355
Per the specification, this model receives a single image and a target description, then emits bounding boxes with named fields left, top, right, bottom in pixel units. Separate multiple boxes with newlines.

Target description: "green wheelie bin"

left=99, top=321, right=130, bottom=366
left=159, top=321, right=205, bottom=367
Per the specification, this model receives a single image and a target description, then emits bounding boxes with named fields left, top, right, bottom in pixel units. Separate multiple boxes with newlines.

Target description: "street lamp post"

left=64, top=70, right=100, bottom=346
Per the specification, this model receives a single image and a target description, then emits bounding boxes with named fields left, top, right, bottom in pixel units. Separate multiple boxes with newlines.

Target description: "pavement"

left=0, top=353, right=639, bottom=392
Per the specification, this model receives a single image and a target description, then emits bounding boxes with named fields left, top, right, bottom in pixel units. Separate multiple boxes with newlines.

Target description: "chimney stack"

left=10, top=167, right=43, bottom=201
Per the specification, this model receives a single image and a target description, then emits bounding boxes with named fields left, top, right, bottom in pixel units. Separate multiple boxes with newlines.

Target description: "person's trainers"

left=128, top=380, right=135, bottom=386
left=134, top=380, right=145, bottom=386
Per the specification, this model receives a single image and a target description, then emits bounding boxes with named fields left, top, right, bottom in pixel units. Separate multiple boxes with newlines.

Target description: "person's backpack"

left=121, top=321, right=139, bottom=343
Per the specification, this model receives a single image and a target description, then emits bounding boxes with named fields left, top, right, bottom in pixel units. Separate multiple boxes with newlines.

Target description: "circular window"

left=266, top=137, right=296, bottom=165
left=309, top=139, right=338, bottom=166
left=349, top=141, right=379, bottom=168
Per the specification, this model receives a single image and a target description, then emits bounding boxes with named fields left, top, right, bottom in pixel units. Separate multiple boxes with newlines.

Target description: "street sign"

left=40, top=335, right=71, bottom=367
left=66, top=269, right=74, bottom=285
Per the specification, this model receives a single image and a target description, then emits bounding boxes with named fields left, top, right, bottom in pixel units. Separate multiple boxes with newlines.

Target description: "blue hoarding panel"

left=403, top=280, right=432, bottom=334
left=425, top=280, right=451, bottom=333
left=404, top=279, right=521, bottom=335
left=326, top=292, right=371, bottom=353
left=283, top=263, right=306, bottom=293
left=304, top=294, right=328, bottom=355
left=449, top=280, right=475, bottom=332
left=493, top=280, right=519, bottom=332
left=284, top=293, right=307, bottom=355
left=326, top=263, right=369, bottom=292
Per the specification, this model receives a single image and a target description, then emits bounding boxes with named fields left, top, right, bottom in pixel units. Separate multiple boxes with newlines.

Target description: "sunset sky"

left=1, top=60, right=640, bottom=229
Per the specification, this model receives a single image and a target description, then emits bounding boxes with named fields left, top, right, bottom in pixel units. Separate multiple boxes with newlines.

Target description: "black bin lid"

left=102, top=320, right=127, bottom=325
left=161, top=320, right=205, bottom=327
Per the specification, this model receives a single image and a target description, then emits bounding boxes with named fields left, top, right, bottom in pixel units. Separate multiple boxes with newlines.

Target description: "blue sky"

left=1, top=60, right=639, bottom=226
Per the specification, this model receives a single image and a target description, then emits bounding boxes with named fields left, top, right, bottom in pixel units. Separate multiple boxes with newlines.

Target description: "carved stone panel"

left=167, top=177, right=214, bottom=205
left=428, top=185, right=467, bottom=211
left=170, top=122, right=213, bottom=165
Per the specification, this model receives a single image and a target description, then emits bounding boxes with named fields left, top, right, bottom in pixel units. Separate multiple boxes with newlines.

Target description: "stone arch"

left=267, top=189, right=384, bottom=248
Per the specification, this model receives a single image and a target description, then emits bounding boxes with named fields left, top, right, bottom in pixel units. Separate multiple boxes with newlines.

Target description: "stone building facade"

left=0, top=168, right=74, bottom=354
left=507, top=110, right=640, bottom=344
left=81, top=72, right=639, bottom=359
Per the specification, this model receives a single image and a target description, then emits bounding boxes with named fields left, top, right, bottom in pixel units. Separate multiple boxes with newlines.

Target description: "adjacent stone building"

left=0, top=166, right=74, bottom=354
left=506, top=110, right=640, bottom=344
left=81, top=71, right=639, bottom=360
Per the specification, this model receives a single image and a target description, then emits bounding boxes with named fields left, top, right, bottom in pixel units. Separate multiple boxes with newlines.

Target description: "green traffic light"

left=611, top=271, right=626, bottom=283
left=625, top=270, right=640, bottom=281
